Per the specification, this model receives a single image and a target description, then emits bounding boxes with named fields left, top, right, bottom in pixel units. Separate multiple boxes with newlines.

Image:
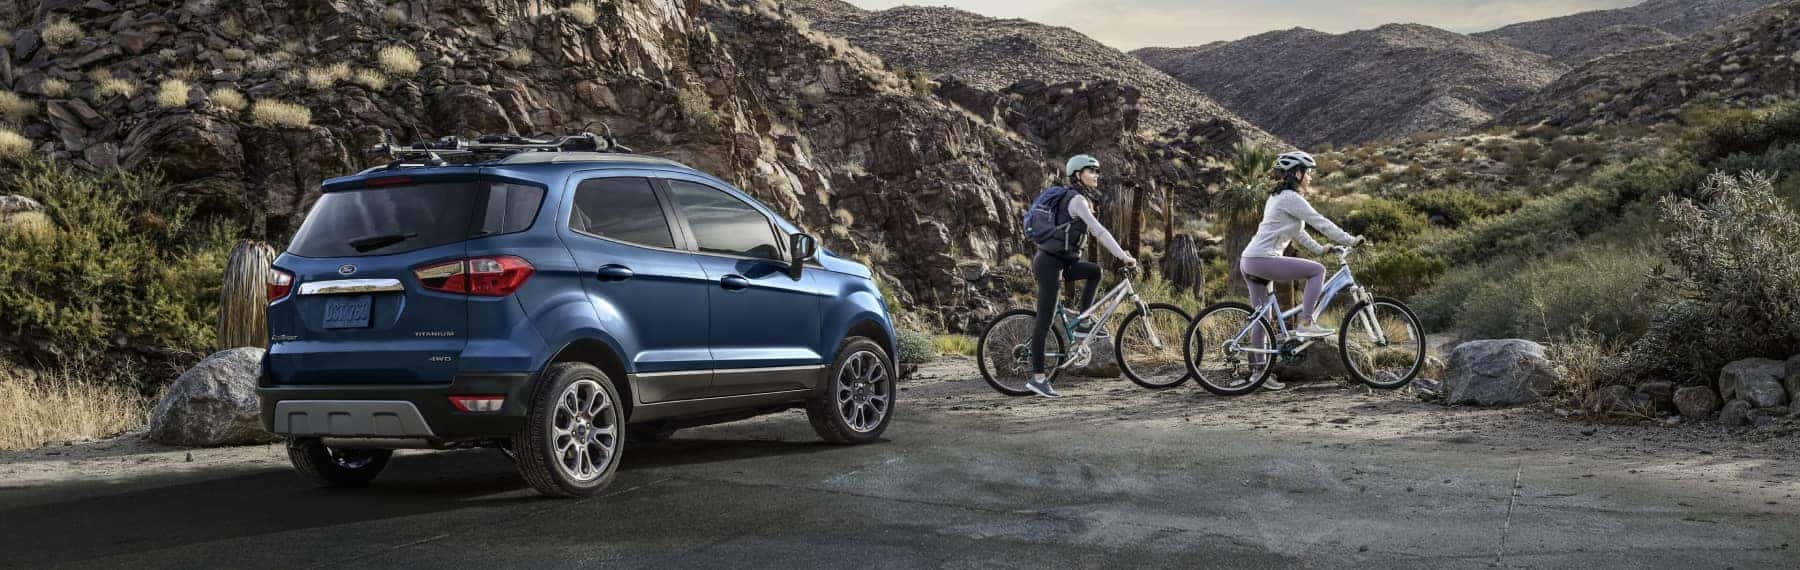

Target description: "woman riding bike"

left=1240, top=150, right=1362, bottom=391
left=1025, top=154, right=1138, bottom=399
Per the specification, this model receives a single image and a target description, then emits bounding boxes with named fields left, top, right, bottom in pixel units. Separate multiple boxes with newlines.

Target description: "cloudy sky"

left=842, top=0, right=1644, bottom=49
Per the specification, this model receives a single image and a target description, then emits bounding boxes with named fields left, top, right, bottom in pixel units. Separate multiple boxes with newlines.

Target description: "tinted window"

left=479, top=184, right=544, bottom=236
left=570, top=178, right=675, bottom=249
left=665, top=180, right=781, bottom=260
left=290, top=183, right=461, bottom=257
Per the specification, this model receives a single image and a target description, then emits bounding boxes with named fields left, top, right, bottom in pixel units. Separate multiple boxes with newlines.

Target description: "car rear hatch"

left=265, top=172, right=545, bottom=385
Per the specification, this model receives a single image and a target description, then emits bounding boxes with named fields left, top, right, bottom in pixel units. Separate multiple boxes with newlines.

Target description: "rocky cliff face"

left=1474, top=0, right=1783, bottom=65
left=784, top=0, right=1278, bottom=143
left=1500, top=1, right=1800, bottom=130
left=0, top=0, right=1237, bottom=330
left=1132, top=24, right=1566, bottom=148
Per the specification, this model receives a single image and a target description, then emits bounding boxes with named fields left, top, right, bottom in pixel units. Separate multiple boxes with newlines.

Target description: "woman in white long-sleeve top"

left=1240, top=150, right=1362, bottom=388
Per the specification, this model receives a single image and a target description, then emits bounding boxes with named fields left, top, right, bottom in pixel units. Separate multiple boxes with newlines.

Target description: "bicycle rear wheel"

left=977, top=309, right=1066, bottom=396
left=1339, top=297, right=1425, bottom=389
left=1184, top=302, right=1275, bottom=396
left=1116, top=303, right=1193, bottom=389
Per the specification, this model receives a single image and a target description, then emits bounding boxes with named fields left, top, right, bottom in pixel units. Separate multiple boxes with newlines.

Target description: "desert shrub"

left=0, top=91, right=32, bottom=125
left=1422, top=185, right=1616, bottom=265
left=1590, top=155, right=1707, bottom=204
left=1341, top=197, right=1427, bottom=243
left=41, top=17, right=82, bottom=50
left=155, top=79, right=190, bottom=108
left=0, top=159, right=234, bottom=379
left=675, top=86, right=720, bottom=130
left=1693, top=101, right=1800, bottom=161
left=377, top=45, right=422, bottom=76
left=503, top=47, right=533, bottom=68
left=1403, top=188, right=1521, bottom=228
left=350, top=68, right=388, bottom=91
left=1411, top=255, right=1523, bottom=331
left=1613, top=173, right=1800, bottom=384
left=305, top=62, right=351, bottom=89
left=250, top=99, right=311, bottom=128
left=171, top=64, right=205, bottom=83
left=39, top=78, right=71, bottom=98
left=0, top=368, right=150, bottom=450
left=895, top=329, right=936, bottom=365
left=1356, top=247, right=1446, bottom=300
left=562, top=2, right=599, bottom=25
left=1550, top=332, right=1629, bottom=418
left=0, top=127, right=31, bottom=160
left=1448, top=244, right=1659, bottom=342
left=209, top=88, right=247, bottom=112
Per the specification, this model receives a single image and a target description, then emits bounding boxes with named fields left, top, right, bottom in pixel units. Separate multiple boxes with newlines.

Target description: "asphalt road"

left=4, top=364, right=1797, bottom=569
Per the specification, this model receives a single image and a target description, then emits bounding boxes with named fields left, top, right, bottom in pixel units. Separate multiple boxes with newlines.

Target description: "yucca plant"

left=218, top=240, right=277, bottom=349
left=1215, top=142, right=1276, bottom=297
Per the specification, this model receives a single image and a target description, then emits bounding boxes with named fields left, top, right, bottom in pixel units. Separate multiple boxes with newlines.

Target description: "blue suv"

left=258, top=135, right=897, bottom=497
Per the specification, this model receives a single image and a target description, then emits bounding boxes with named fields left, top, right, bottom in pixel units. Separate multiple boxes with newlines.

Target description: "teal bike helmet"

left=1064, top=154, right=1100, bottom=178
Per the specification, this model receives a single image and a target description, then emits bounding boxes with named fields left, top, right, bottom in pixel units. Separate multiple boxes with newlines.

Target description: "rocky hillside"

left=1500, top=0, right=1800, bottom=129
left=784, top=0, right=1277, bottom=142
left=1132, top=24, right=1565, bottom=148
left=0, top=0, right=1248, bottom=333
left=1475, top=0, right=1783, bottom=65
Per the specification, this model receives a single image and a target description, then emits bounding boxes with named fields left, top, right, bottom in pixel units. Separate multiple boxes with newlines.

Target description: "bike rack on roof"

left=364, top=126, right=635, bottom=171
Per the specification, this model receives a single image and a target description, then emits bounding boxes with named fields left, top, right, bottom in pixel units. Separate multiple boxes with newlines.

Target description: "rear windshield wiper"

left=348, top=232, right=418, bottom=252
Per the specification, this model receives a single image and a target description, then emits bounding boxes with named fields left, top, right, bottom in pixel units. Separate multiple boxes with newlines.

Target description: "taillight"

left=267, top=269, right=294, bottom=302
left=449, top=395, right=505, bottom=413
left=412, top=256, right=533, bottom=296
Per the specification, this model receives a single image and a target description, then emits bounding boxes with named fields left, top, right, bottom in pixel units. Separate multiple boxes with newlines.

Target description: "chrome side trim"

left=299, top=278, right=405, bottom=296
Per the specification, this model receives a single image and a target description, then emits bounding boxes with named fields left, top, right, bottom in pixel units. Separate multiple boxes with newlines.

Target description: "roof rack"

left=366, top=126, right=635, bottom=170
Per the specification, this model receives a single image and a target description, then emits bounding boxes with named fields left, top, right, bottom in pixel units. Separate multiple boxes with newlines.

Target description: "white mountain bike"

left=977, top=268, right=1193, bottom=395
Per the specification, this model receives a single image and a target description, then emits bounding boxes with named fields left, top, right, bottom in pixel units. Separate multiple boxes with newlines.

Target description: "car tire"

left=512, top=362, right=626, bottom=498
left=287, top=438, right=392, bottom=488
left=806, top=337, right=895, bottom=444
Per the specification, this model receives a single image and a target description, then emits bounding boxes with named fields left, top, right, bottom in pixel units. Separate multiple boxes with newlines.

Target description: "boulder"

left=1443, top=339, right=1557, bottom=406
left=1718, top=358, right=1787, bottom=408
left=1719, top=399, right=1752, bottom=428
left=1067, top=333, right=1121, bottom=378
left=1596, top=385, right=1649, bottom=414
left=1673, top=385, right=1721, bottom=420
left=147, top=347, right=280, bottom=447
left=1635, top=380, right=1676, bottom=413
left=1272, top=342, right=1348, bottom=384
left=1785, top=355, right=1800, bottom=404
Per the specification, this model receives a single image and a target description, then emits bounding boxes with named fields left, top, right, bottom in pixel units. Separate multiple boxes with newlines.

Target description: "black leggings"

left=1030, top=252, right=1101, bottom=373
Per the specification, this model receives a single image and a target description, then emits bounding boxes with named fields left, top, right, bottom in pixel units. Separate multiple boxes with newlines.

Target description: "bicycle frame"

left=1047, top=274, right=1159, bottom=369
left=1223, top=251, right=1386, bottom=356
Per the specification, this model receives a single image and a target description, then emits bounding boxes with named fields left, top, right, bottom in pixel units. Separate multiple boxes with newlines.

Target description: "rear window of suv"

left=287, top=181, right=545, bottom=257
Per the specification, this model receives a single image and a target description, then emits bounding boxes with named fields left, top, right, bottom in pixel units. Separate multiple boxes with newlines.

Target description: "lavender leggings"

left=1241, top=255, right=1326, bottom=328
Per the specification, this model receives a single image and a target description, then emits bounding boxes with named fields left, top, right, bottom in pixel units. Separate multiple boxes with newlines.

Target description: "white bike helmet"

left=1274, top=150, right=1316, bottom=172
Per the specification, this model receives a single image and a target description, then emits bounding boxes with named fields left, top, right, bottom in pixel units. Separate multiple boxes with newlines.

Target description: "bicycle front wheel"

left=1184, top=302, right=1275, bottom=396
left=1116, top=303, right=1193, bottom=389
left=977, top=309, right=1066, bottom=396
left=1339, top=297, right=1425, bottom=389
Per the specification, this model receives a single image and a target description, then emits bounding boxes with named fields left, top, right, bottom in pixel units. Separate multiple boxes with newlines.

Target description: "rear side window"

left=287, top=181, right=544, bottom=257
left=570, top=177, right=676, bottom=249
left=665, top=180, right=782, bottom=260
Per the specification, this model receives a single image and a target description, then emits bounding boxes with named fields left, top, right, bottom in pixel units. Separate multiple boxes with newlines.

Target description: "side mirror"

left=788, top=233, right=818, bottom=279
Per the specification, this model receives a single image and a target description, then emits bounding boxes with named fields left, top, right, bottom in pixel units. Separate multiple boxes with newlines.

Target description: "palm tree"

left=1215, top=142, right=1276, bottom=298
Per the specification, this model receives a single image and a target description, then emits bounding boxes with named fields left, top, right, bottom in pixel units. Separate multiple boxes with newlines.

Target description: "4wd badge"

left=337, top=264, right=357, bottom=276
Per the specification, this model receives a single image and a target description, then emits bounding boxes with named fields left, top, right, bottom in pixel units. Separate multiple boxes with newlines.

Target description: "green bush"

left=1403, top=188, right=1522, bottom=228
left=895, top=329, right=936, bottom=365
left=1357, top=247, right=1447, bottom=300
left=1447, top=244, right=1659, bottom=342
left=0, top=159, right=233, bottom=383
left=1612, top=172, right=1800, bottom=384
left=1341, top=197, right=1427, bottom=242
left=1421, top=184, right=1617, bottom=265
left=1694, top=101, right=1800, bottom=161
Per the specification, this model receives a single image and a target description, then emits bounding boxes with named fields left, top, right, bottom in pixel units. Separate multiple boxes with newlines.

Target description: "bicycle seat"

left=1246, top=275, right=1274, bottom=293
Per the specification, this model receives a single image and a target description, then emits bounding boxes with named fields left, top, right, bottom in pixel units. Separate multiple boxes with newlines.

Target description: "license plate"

left=323, top=295, right=373, bottom=329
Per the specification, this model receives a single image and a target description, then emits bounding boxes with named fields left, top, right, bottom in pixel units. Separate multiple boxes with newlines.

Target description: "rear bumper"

left=258, top=373, right=535, bottom=441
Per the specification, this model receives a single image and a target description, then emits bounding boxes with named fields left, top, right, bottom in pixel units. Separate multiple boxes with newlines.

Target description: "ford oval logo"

left=337, top=264, right=357, bottom=276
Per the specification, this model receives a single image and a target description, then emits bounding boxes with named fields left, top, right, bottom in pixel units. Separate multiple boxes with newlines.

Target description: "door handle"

left=596, top=265, right=635, bottom=282
left=720, top=275, right=750, bottom=291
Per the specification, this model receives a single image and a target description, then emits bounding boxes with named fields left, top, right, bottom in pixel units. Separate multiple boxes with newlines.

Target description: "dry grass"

left=39, top=78, right=70, bottom=98
left=223, top=47, right=250, bottom=61
left=172, top=64, right=206, bottom=83
left=562, top=2, right=598, bottom=25
left=378, top=45, right=421, bottom=76
left=0, top=30, right=12, bottom=46
left=251, top=99, right=310, bottom=128
left=209, top=87, right=247, bottom=112
left=382, top=6, right=408, bottom=25
left=88, top=69, right=140, bottom=100
left=933, top=334, right=977, bottom=357
left=0, top=91, right=33, bottom=125
left=0, top=370, right=150, bottom=451
left=503, top=47, right=533, bottom=68
left=0, top=127, right=32, bottom=160
left=41, top=17, right=83, bottom=50
left=155, top=79, right=191, bottom=108
left=305, top=62, right=350, bottom=90
left=350, top=68, right=388, bottom=91
left=219, top=15, right=243, bottom=37
left=1551, top=333, right=1630, bottom=419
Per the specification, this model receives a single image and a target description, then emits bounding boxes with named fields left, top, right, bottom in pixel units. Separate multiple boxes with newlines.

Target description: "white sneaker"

left=1293, top=324, right=1335, bottom=338
left=1262, top=377, right=1288, bottom=391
